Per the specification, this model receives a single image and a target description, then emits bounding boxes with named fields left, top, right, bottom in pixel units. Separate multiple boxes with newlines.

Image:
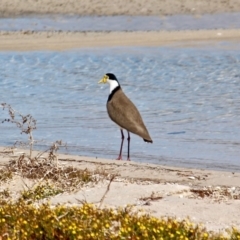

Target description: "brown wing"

left=107, top=89, right=152, bottom=142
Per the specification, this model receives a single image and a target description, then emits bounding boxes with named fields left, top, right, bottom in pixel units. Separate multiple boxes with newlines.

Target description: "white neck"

left=108, top=79, right=119, bottom=93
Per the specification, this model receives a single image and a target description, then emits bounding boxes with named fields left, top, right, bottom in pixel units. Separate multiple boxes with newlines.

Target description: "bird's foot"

left=127, top=158, right=131, bottom=161
left=116, top=156, right=122, bottom=160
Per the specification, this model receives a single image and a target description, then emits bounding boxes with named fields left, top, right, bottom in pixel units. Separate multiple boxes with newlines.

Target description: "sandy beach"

left=1, top=0, right=240, bottom=17
left=0, top=147, right=240, bottom=233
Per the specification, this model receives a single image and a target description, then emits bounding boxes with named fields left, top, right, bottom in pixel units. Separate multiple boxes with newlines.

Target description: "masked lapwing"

left=98, top=73, right=152, bottom=161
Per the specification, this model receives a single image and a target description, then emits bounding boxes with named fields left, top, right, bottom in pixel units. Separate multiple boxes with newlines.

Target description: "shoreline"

left=1, top=146, right=240, bottom=186
left=1, top=29, right=240, bottom=51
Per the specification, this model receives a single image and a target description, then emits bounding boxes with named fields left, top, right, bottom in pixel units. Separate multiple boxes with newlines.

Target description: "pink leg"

left=127, top=131, right=131, bottom=161
left=117, top=129, right=124, bottom=160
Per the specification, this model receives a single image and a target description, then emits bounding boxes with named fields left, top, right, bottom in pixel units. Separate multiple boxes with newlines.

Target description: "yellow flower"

left=203, top=232, right=208, bottom=238
left=143, top=231, right=148, bottom=237
left=140, top=225, right=146, bottom=230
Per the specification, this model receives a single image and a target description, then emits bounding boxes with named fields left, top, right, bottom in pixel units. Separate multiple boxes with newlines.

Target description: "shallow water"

left=0, top=13, right=240, bottom=31
left=0, top=44, right=240, bottom=171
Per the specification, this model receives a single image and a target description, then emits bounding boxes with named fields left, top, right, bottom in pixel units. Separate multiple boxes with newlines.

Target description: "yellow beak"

left=98, top=75, right=108, bottom=84
left=98, top=78, right=104, bottom=84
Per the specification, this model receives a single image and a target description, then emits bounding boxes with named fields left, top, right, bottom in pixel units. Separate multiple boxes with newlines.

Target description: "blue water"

left=0, top=13, right=240, bottom=31
left=0, top=44, right=240, bottom=171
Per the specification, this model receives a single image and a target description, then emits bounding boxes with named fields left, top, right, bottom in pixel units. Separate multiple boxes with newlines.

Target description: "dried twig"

left=190, top=186, right=240, bottom=202
left=99, top=175, right=115, bottom=208
left=139, top=192, right=163, bottom=205
left=1, top=103, right=36, bottom=159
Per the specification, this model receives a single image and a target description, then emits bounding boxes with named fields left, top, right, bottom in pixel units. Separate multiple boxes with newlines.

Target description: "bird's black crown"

left=106, top=73, right=118, bottom=81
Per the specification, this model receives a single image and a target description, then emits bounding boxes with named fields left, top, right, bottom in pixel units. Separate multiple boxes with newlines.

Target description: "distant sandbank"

left=1, top=29, right=240, bottom=51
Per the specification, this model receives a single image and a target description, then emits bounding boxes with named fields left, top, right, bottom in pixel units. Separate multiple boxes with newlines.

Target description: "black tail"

left=144, top=139, right=153, bottom=143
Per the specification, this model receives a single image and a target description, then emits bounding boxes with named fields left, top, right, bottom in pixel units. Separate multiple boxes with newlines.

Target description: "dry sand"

left=1, top=29, right=240, bottom=51
left=1, top=0, right=240, bottom=17
left=0, top=147, right=240, bottom=233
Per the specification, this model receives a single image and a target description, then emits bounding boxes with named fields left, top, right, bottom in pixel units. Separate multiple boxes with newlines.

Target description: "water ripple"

left=0, top=45, right=240, bottom=171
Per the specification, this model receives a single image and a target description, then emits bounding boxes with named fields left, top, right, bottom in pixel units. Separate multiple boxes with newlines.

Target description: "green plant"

left=20, top=182, right=63, bottom=202
left=0, top=200, right=239, bottom=240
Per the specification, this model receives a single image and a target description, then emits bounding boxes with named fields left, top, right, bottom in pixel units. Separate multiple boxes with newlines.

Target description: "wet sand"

left=1, top=29, right=240, bottom=51
left=1, top=0, right=240, bottom=17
